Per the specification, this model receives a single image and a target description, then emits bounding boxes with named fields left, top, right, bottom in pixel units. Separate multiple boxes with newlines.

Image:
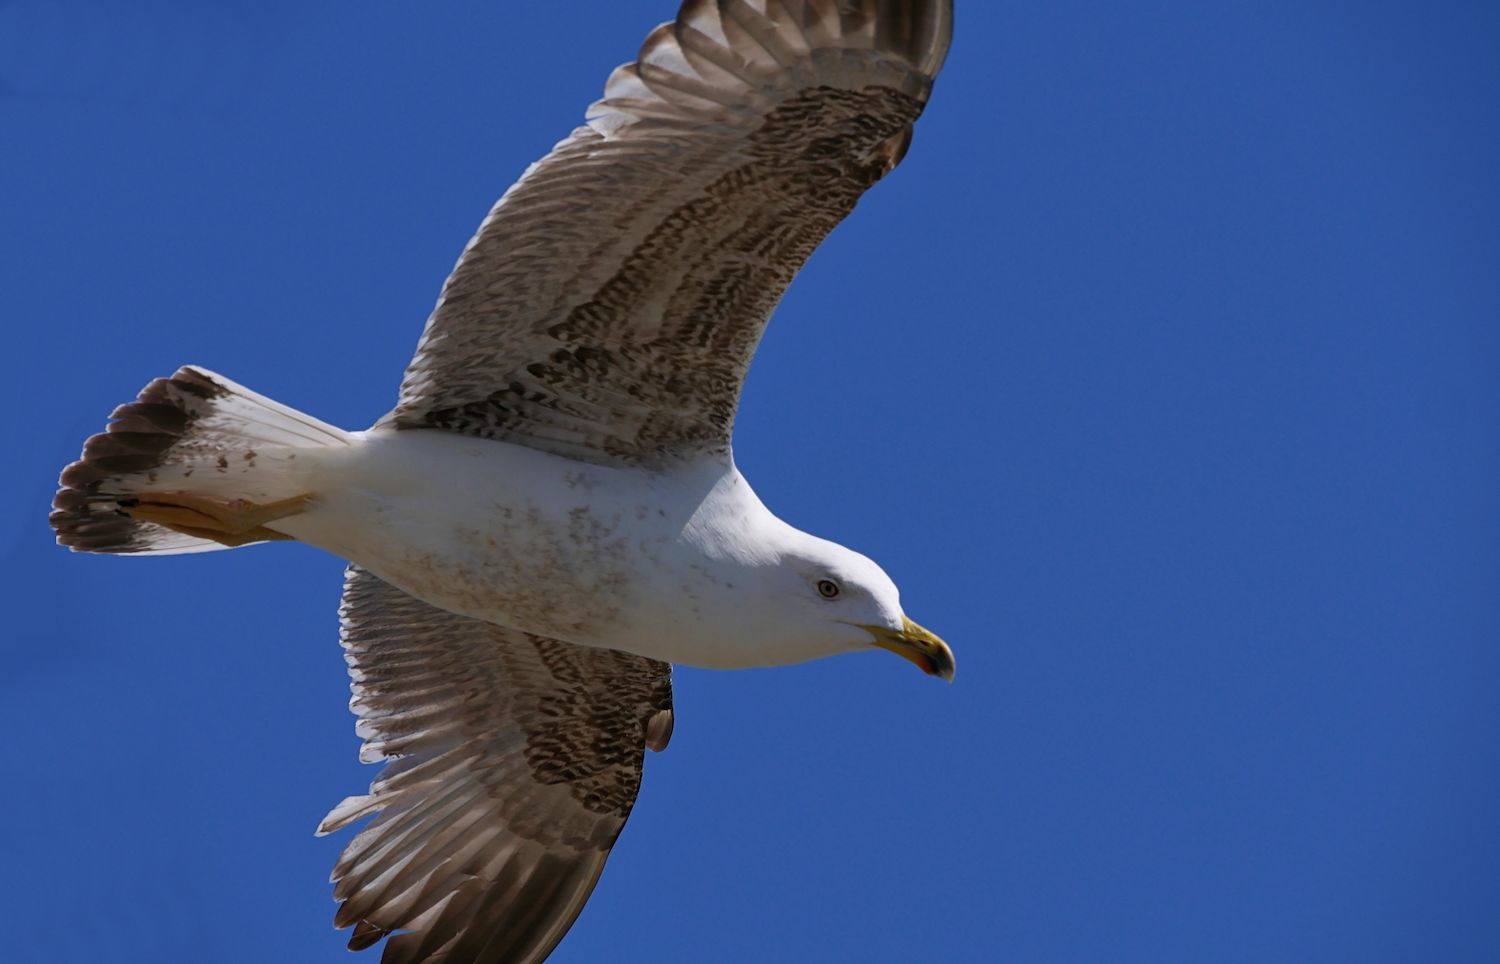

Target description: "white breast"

left=271, top=428, right=755, bottom=658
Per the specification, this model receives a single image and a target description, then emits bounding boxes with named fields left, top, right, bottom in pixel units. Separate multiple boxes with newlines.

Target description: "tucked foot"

left=124, top=492, right=311, bottom=547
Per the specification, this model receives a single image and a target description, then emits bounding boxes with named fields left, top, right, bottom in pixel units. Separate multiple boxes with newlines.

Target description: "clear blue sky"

left=4, top=2, right=1498, bottom=961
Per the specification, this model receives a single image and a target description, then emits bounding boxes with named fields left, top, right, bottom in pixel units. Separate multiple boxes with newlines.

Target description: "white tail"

left=52, top=366, right=352, bottom=554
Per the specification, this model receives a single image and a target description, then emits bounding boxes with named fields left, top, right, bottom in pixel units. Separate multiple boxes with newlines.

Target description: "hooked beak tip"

left=866, top=616, right=955, bottom=682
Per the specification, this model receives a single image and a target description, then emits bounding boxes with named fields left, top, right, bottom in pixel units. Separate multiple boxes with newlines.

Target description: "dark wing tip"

left=346, top=919, right=390, bottom=952
left=873, top=0, right=954, bottom=77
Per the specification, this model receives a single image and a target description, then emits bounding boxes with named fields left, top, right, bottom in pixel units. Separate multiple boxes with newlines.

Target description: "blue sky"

left=4, top=2, right=1498, bottom=961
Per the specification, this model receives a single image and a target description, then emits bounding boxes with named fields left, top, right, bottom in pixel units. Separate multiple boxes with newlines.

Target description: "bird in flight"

left=51, top=1, right=955, bottom=961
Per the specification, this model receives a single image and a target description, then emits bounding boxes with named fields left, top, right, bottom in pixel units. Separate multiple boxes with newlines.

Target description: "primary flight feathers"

left=321, top=566, right=673, bottom=963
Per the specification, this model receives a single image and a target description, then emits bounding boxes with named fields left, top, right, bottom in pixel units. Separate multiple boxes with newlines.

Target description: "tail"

left=52, top=366, right=353, bottom=555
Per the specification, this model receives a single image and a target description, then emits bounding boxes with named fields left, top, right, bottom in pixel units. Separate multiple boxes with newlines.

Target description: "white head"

left=749, top=528, right=955, bottom=678
left=666, top=472, right=954, bottom=677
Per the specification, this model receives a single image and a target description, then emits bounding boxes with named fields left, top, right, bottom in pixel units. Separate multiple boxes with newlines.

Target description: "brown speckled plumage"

left=324, top=566, right=673, bottom=964
left=340, top=1, right=952, bottom=956
left=49, top=2, right=952, bottom=961
left=388, top=0, right=951, bottom=469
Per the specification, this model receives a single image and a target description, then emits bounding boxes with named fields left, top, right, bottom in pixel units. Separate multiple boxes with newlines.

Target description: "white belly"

left=272, top=428, right=720, bottom=654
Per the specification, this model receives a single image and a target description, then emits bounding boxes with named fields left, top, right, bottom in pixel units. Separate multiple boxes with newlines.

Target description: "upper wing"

left=387, top=0, right=954, bottom=465
left=321, top=565, right=674, bottom=964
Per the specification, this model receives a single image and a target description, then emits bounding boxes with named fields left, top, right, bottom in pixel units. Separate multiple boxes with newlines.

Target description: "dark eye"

left=816, top=579, right=841, bottom=600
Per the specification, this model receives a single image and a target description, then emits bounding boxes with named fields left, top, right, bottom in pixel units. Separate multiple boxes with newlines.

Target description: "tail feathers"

left=52, top=365, right=351, bottom=555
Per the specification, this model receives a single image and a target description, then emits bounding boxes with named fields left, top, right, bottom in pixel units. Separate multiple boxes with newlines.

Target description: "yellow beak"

left=865, top=616, right=955, bottom=681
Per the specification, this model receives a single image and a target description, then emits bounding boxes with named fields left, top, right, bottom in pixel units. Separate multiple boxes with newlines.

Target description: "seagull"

left=50, top=1, right=956, bottom=961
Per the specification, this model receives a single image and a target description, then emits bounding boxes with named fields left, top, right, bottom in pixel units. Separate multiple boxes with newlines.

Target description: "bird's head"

left=670, top=471, right=954, bottom=677
left=770, top=535, right=955, bottom=681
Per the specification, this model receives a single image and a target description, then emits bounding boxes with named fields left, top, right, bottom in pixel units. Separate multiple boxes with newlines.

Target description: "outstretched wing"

left=387, top=0, right=954, bottom=465
left=321, top=566, right=674, bottom=964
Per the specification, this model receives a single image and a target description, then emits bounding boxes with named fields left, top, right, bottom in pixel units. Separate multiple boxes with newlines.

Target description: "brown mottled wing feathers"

left=387, top=0, right=954, bottom=465
left=323, top=565, right=673, bottom=963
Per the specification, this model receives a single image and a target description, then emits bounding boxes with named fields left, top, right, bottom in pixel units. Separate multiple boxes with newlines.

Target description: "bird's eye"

left=816, top=579, right=841, bottom=600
